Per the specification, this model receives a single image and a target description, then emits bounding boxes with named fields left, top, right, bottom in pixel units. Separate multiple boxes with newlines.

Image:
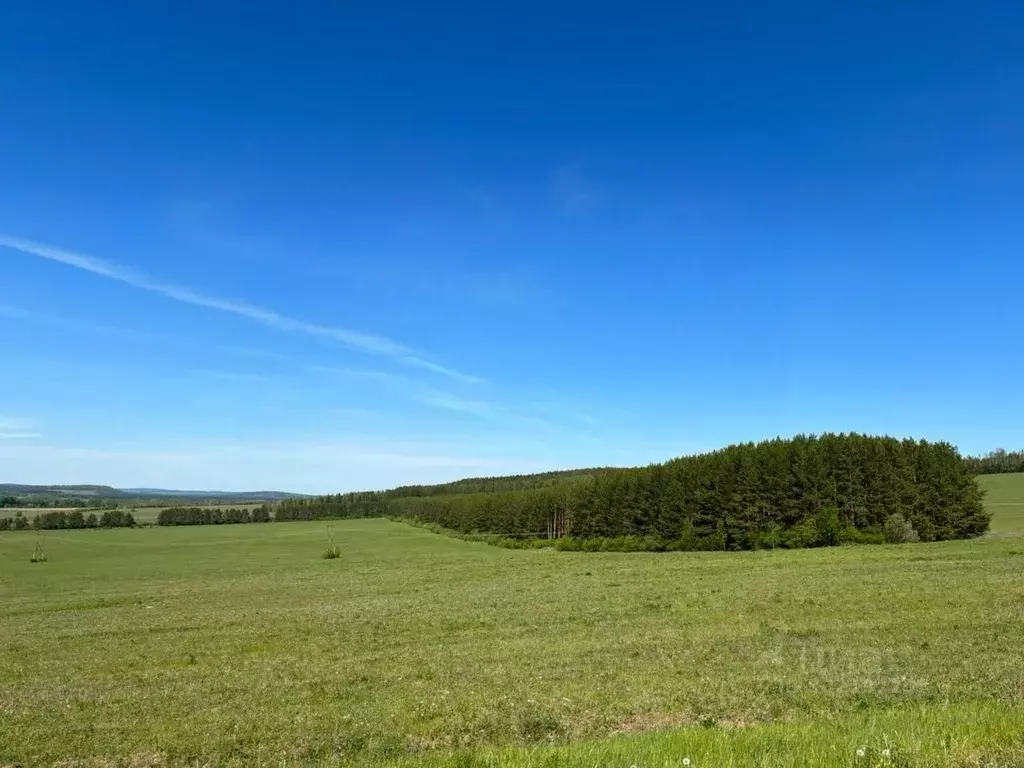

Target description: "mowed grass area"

left=979, top=472, right=1024, bottom=533
left=1, top=497, right=1023, bottom=767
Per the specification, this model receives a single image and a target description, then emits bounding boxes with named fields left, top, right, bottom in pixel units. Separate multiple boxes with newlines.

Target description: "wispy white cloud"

left=0, top=235, right=482, bottom=384
left=0, top=304, right=34, bottom=320
left=524, top=400, right=601, bottom=427
left=416, top=390, right=493, bottom=416
left=0, top=303, right=165, bottom=344
left=396, top=356, right=481, bottom=383
left=165, top=196, right=275, bottom=259
left=383, top=265, right=550, bottom=309
left=327, top=406, right=387, bottom=421
left=193, top=369, right=275, bottom=382
left=313, top=367, right=562, bottom=429
left=313, top=367, right=496, bottom=416
left=2, top=304, right=304, bottom=366
left=459, top=184, right=513, bottom=226
left=552, top=165, right=601, bottom=215
left=0, top=416, right=40, bottom=440
left=316, top=368, right=408, bottom=386
left=217, top=345, right=293, bottom=363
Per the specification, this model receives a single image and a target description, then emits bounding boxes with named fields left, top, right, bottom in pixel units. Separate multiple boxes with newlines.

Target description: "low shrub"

left=752, top=526, right=783, bottom=550
left=911, top=514, right=936, bottom=542
left=99, top=510, right=136, bottom=528
left=323, top=524, right=341, bottom=559
left=884, top=513, right=920, bottom=543
left=781, top=520, right=818, bottom=549
left=816, top=506, right=842, bottom=546
left=840, top=526, right=886, bottom=545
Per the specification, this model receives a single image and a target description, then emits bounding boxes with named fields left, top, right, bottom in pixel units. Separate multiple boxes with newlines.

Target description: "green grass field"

left=979, top=473, right=1024, bottom=533
left=2, top=476, right=1024, bottom=767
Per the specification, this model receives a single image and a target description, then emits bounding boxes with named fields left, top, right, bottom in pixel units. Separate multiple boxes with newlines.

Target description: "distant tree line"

left=382, top=468, right=612, bottom=498
left=156, top=506, right=271, bottom=525
left=267, top=471, right=610, bottom=521
left=265, top=434, right=989, bottom=550
left=10, top=435, right=988, bottom=551
left=0, top=509, right=138, bottom=530
left=963, top=449, right=1024, bottom=476
left=0, top=511, right=31, bottom=531
left=271, top=491, right=388, bottom=521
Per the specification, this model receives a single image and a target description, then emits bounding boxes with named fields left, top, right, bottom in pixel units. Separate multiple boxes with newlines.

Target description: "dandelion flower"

left=856, top=748, right=865, bottom=757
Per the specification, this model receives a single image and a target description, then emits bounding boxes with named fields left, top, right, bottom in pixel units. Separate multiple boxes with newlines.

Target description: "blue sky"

left=1, top=2, right=1022, bottom=492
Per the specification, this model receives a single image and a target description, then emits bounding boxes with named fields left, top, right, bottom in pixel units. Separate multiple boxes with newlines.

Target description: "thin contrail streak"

left=0, top=235, right=482, bottom=384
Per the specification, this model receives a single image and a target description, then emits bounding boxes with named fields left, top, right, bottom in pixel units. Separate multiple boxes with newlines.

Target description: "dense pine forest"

left=265, top=434, right=989, bottom=550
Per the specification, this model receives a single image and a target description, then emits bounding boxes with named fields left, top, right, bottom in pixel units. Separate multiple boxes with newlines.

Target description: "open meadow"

left=1, top=476, right=1023, bottom=767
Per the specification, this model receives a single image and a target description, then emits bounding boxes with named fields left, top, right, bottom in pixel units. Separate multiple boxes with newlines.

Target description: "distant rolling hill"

left=0, top=484, right=304, bottom=502
left=0, top=484, right=121, bottom=497
left=119, top=488, right=303, bottom=500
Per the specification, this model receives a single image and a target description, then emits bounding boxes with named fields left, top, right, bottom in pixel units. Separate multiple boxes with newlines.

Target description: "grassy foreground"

left=1, top=478, right=1023, bottom=767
